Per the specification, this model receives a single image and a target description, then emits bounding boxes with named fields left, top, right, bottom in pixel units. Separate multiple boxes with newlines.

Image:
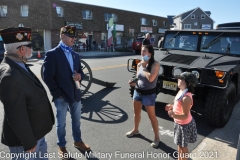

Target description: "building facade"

left=170, top=7, right=214, bottom=30
left=0, top=0, right=169, bottom=51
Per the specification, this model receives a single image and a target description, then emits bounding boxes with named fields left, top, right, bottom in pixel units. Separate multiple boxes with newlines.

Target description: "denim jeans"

left=133, top=90, right=156, bottom=106
left=9, top=137, right=48, bottom=160
left=54, top=98, right=82, bottom=147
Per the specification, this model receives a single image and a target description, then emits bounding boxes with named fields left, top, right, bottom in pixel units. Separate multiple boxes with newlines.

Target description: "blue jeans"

left=133, top=90, right=156, bottom=106
left=54, top=98, right=82, bottom=147
left=9, top=137, right=48, bottom=160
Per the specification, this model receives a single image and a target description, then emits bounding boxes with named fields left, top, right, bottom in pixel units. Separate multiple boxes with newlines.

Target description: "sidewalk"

left=191, top=101, right=240, bottom=160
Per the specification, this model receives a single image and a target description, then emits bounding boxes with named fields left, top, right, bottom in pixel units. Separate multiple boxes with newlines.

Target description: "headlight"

left=159, top=65, right=164, bottom=75
left=172, top=67, right=183, bottom=77
left=192, top=70, right=200, bottom=79
left=215, top=71, right=226, bottom=79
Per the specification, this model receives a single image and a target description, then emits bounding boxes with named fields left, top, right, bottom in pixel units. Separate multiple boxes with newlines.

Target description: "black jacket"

left=43, top=46, right=84, bottom=103
left=0, top=57, right=55, bottom=151
left=142, top=38, right=150, bottom=45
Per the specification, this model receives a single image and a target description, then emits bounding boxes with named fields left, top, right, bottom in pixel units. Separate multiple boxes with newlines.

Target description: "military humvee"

left=127, top=29, right=240, bottom=127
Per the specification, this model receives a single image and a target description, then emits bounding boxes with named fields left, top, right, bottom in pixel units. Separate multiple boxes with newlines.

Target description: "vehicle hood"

left=155, top=50, right=240, bottom=71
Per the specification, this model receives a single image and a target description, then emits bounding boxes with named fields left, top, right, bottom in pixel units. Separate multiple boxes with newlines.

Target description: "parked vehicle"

left=152, top=34, right=165, bottom=49
left=127, top=29, right=240, bottom=127
left=132, top=37, right=155, bottom=54
left=216, top=22, right=240, bottom=30
left=132, top=37, right=144, bottom=54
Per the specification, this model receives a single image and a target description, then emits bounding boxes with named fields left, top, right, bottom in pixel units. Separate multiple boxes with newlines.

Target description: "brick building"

left=0, top=0, right=169, bottom=51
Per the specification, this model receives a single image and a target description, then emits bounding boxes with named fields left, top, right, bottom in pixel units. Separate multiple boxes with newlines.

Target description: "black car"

left=127, top=29, right=240, bottom=127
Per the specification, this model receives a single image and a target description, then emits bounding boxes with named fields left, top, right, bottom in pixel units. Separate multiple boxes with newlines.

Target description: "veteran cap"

left=0, top=27, right=31, bottom=44
left=60, top=26, right=76, bottom=38
left=175, top=72, right=198, bottom=87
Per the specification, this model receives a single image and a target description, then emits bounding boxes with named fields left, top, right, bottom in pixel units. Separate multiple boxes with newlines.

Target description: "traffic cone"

left=37, top=50, right=41, bottom=58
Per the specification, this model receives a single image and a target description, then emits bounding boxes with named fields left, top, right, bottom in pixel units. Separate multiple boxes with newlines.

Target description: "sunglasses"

left=16, top=43, right=32, bottom=49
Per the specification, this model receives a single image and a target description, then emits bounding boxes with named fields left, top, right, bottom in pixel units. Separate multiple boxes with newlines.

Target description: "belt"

left=135, top=87, right=156, bottom=95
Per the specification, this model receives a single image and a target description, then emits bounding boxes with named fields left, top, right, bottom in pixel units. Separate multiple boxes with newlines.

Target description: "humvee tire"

left=204, top=82, right=236, bottom=127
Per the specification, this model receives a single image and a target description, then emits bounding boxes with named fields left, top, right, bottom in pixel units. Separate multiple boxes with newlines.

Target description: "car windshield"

left=163, top=31, right=240, bottom=55
left=163, top=33, right=198, bottom=51
left=200, top=35, right=240, bottom=54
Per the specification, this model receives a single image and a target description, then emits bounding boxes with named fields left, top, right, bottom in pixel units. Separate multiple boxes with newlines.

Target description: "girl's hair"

left=185, top=80, right=195, bottom=93
left=142, top=45, right=155, bottom=72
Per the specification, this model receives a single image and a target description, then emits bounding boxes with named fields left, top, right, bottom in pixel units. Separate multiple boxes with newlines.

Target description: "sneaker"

left=58, top=147, right=70, bottom=160
left=74, top=141, right=91, bottom=151
left=151, top=140, right=160, bottom=147
left=126, top=131, right=140, bottom=138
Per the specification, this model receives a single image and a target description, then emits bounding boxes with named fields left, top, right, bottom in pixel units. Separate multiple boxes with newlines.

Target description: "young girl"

left=165, top=72, right=198, bottom=160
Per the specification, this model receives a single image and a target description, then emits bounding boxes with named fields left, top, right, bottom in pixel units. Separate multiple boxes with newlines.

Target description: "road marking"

left=152, top=126, right=174, bottom=137
left=90, top=64, right=127, bottom=71
left=37, top=64, right=127, bottom=78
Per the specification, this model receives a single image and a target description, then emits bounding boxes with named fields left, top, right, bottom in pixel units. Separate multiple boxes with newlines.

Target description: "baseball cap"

left=60, top=26, right=76, bottom=38
left=175, top=72, right=198, bottom=87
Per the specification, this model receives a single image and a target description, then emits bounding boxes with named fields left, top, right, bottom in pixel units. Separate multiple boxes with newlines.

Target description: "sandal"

left=125, top=131, right=140, bottom=138
left=151, top=140, right=160, bottom=147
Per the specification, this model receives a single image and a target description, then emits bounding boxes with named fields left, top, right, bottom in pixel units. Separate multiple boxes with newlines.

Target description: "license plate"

left=163, top=80, right=177, bottom=91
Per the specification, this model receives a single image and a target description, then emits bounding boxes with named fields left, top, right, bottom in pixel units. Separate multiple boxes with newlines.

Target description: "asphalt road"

left=0, top=55, right=225, bottom=160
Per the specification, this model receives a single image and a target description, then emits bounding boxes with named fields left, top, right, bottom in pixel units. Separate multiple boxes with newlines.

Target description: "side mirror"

left=127, top=59, right=141, bottom=72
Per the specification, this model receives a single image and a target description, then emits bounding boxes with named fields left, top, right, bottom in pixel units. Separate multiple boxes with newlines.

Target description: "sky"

left=63, top=0, right=239, bottom=28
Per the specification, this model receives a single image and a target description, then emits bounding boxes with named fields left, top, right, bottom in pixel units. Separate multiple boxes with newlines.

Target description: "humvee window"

left=200, top=34, right=240, bottom=54
left=163, top=33, right=198, bottom=51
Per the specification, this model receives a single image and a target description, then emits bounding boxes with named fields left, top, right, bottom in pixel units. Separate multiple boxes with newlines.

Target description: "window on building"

left=21, top=5, right=28, bottom=17
left=184, top=24, right=191, bottom=29
left=191, top=14, right=195, bottom=19
left=152, top=19, right=158, bottom=26
left=56, top=6, right=64, bottom=17
left=163, top=21, right=168, bottom=27
left=141, top=18, right=149, bottom=25
left=82, top=10, right=92, bottom=20
left=201, top=14, right=205, bottom=19
left=0, top=6, right=7, bottom=17
left=104, top=13, right=117, bottom=22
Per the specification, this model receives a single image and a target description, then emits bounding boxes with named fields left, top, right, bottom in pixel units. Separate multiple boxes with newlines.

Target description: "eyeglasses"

left=16, top=43, right=32, bottom=49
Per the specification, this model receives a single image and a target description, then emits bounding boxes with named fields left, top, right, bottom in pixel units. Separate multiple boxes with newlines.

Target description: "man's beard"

left=25, top=50, right=32, bottom=59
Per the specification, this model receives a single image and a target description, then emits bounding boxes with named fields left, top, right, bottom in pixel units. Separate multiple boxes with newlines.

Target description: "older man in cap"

left=43, top=26, right=90, bottom=159
left=0, top=27, right=54, bottom=159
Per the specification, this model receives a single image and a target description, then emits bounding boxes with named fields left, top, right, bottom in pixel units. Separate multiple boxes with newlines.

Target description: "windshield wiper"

left=201, top=32, right=224, bottom=49
left=168, top=31, right=180, bottom=43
